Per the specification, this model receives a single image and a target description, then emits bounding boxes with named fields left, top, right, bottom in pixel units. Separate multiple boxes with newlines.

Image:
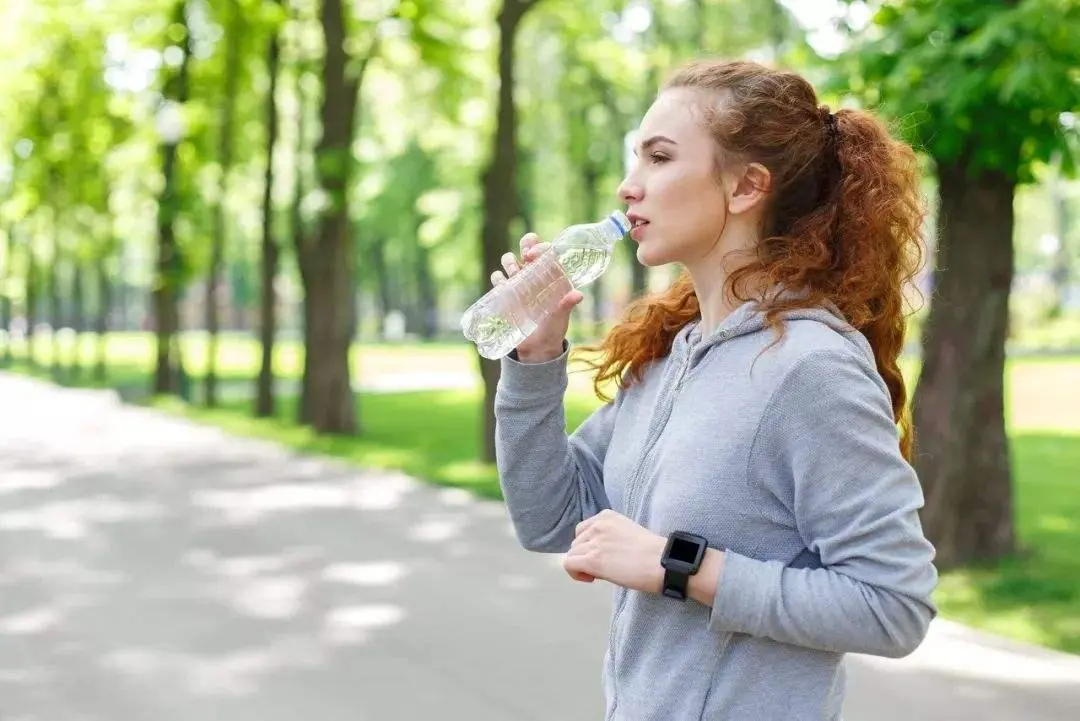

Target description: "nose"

left=617, top=173, right=643, bottom=205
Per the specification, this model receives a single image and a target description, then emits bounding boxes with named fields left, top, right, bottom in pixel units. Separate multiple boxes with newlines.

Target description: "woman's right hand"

left=491, top=232, right=584, bottom=364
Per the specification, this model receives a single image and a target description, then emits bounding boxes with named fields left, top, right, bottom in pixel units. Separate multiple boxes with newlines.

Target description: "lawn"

left=4, top=331, right=1079, bottom=654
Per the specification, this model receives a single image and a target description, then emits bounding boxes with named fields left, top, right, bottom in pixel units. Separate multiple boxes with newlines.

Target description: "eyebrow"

left=635, top=135, right=677, bottom=155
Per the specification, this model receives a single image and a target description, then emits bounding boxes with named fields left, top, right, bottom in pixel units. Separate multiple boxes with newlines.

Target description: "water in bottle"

left=461, top=210, right=630, bottom=359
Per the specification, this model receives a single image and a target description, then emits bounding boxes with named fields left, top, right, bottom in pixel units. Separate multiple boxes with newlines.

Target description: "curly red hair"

left=581, top=60, right=926, bottom=460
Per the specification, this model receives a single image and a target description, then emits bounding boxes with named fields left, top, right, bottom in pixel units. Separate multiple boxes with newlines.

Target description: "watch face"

left=669, top=536, right=702, bottom=564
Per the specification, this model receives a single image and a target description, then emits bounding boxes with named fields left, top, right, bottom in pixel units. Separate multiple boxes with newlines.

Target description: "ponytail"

left=581, top=60, right=926, bottom=460
left=826, top=108, right=925, bottom=460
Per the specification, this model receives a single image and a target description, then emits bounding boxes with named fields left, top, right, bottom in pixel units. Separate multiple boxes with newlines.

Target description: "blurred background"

left=0, top=0, right=1077, bottom=693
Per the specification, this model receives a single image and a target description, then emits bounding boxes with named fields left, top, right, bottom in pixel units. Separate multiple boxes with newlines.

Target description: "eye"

left=649, top=152, right=670, bottom=164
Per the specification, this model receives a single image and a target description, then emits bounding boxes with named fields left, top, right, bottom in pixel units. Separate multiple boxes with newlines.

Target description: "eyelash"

left=649, top=152, right=669, bottom=164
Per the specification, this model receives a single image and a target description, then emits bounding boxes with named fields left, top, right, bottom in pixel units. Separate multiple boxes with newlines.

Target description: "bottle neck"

left=605, top=215, right=626, bottom=238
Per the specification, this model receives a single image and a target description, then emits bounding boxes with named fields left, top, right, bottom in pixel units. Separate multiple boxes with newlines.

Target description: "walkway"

left=1, top=372, right=1078, bottom=720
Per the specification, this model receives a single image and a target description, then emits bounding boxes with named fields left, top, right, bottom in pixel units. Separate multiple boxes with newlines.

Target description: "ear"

left=727, top=162, right=770, bottom=216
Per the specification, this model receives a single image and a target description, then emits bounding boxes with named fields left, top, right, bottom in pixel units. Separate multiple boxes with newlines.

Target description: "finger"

left=575, top=513, right=598, bottom=538
left=490, top=270, right=506, bottom=287
left=522, top=241, right=551, bottom=263
left=563, top=552, right=596, bottom=582
left=520, top=232, right=540, bottom=257
left=501, top=252, right=520, bottom=276
left=559, top=290, right=585, bottom=312
left=573, top=525, right=595, bottom=545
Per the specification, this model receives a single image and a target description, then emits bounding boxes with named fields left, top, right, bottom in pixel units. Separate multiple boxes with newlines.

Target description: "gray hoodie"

left=494, top=300, right=938, bottom=721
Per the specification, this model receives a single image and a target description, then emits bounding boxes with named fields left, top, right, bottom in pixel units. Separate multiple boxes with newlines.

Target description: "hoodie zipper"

left=605, top=331, right=707, bottom=720
left=624, top=336, right=699, bottom=518
left=622, top=330, right=733, bottom=521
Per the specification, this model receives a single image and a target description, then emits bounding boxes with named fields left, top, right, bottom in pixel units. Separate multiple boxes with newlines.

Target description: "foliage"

left=832, top=0, right=1080, bottom=182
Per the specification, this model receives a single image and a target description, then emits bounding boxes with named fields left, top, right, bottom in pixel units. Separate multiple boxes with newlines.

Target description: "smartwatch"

left=660, top=531, right=708, bottom=601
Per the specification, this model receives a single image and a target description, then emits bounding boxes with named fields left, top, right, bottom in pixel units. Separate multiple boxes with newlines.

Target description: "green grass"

left=933, top=431, right=1080, bottom=653
left=151, top=388, right=606, bottom=501
left=3, top=331, right=1079, bottom=654
left=3, top=330, right=475, bottom=383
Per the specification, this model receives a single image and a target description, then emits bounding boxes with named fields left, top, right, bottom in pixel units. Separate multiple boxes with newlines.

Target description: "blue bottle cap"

left=607, top=210, right=631, bottom=236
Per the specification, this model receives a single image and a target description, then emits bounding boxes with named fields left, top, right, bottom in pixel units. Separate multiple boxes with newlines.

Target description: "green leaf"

left=830, top=0, right=1080, bottom=180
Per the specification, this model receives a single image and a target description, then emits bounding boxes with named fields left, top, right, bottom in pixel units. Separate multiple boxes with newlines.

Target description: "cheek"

left=668, top=181, right=726, bottom=240
left=660, top=167, right=723, bottom=210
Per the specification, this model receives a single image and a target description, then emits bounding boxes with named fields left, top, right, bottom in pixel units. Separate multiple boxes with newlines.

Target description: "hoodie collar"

left=671, top=292, right=867, bottom=366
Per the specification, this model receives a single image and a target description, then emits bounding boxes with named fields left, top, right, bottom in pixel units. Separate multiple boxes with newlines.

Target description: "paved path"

left=1, top=372, right=1078, bottom=721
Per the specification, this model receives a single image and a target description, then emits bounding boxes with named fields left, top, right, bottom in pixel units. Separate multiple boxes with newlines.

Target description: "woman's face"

left=617, top=87, right=732, bottom=269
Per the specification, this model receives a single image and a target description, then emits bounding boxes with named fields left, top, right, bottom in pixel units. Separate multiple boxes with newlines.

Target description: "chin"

left=636, top=242, right=677, bottom=268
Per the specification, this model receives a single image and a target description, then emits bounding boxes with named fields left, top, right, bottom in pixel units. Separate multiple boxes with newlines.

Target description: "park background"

left=0, top=0, right=1078, bottom=664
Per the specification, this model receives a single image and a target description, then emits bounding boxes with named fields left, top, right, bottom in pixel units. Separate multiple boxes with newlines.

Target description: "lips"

left=628, top=213, right=649, bottom=241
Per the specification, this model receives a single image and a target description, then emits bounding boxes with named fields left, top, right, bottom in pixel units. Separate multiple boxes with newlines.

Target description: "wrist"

left=516, top=341, right=565, bottom=364
left=687, top=548, right=725, bottom=608
left=650, top=535, right=668, bottom=594
left=656, top=531, right=725, bottom=606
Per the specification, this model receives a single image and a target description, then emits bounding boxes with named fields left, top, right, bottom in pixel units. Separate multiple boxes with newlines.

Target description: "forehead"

left=638, top=87, right=715, bottom=145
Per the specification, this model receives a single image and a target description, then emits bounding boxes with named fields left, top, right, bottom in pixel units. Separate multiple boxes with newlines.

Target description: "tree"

left=295, top=0, right=461, bottom=433
left=834, top=0, right=1080, bottom=567
left=294, top=0, right=365, bottom=433
left=153, top=0, right=193, bottom=396
left=256, top=0, right=286, bottom=418
left=204, top=0, right=243, bottom=408
left=477, top=0, right=544, bottom=463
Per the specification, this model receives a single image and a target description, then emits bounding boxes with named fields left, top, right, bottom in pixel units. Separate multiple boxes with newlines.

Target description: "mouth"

left=628, top=214, right=649, bottom=240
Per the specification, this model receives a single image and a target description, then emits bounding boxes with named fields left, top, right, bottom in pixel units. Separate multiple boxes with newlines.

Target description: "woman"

left=490, top=59, right=938, bottom=721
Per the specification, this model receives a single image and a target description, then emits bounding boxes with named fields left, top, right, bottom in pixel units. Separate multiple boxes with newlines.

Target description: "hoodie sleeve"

left=494, top=343, right=620, bottom=553
left=708, top=348, right=939, bottom=658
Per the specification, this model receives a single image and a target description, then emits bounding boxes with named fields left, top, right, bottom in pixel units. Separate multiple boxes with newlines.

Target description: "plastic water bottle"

left=461, top=210, right=630, bottom=359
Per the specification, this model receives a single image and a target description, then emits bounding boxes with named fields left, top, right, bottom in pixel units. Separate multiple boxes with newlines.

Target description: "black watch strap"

left=662, top=567, right=691, bottom=601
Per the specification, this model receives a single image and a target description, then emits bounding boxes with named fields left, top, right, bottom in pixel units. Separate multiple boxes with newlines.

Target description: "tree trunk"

left=769, top=0, right=785, bottom=62
left=204, top=226, right=224, bottom=400
left=94, top=253, right=110, bottom=383
left=48, top=243, right=62, bottom=380
left=1, top=225, right=11, bottom=367
left=416, top=242, right=437, bottom=340
left=478, top=0, right=539, bottom=463
left=70, top=261, right=84, bottom=381
left=256, top=11, right=282, bottom=419
left=116, top=274, right=129, bottom=331
left=297, top=247, right=355, bottom=432
left=290, top=62, right=313, bottom=423
left=516, top=145, right=535, bottom=232
left=700, top=0, right=709, bottom=49
left=370, top=235, right=392, bottom=337
left=911, top=160, right=1016, bottom=569
left=1048, top=157, right=1071, bottom=318
left=298, top=295, right=315, bottom=423
left=582, top=165, right=605, bottom=330
left=204, top=0, right=241, bottom=408
left=294, top=0, right=360, bottom=434
left=153, top=0, right=191, bottom=396
left=25, top=251, right=37, bottom=367
left=0, top=293, right=8, bottom=367
left=0, top=296, right=7, bottom=367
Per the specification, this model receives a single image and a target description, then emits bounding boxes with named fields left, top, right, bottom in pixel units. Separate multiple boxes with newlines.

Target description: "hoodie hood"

left=674, top=296, right=874, bottom=370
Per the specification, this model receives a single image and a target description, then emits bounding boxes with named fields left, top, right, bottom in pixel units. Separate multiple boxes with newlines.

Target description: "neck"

left=686, top=265, right=739, bottom=338
left=685, top=224, right=760, bottom=337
